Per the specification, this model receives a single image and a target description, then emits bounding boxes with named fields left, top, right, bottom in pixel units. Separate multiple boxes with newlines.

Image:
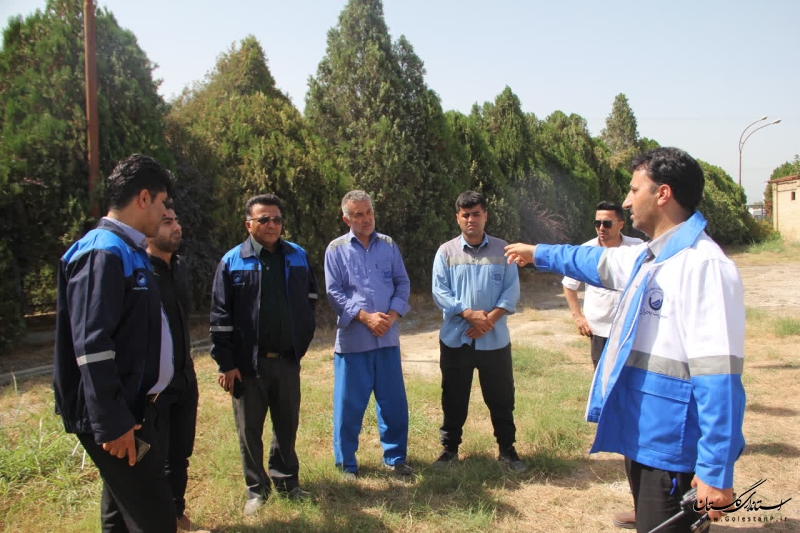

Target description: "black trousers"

left=439, top=341, right=516, bottom=450
left=78, top=401, right=176, bottom=533
left=233, top=356, right=301, bottom=500
left=590, top=334, right=607, bottom=370
left=625, top=457, right=700, bottom=533
left=155, top=364, right=199, bottom=517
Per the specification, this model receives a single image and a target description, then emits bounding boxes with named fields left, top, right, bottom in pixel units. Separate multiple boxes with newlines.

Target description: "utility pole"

left=83, top=0, right=100, bottom=217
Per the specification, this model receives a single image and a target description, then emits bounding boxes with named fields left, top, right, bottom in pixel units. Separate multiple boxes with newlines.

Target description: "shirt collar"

left=348, top=229, right=377, bottom=247
left=250, top=235, right=263, bottom=257
left=646, top=221, right=683, bottom=259
left=460, top=233, right=489, bottom=251
left=103, top=217, right=147, bottom=249
left=250, top=236, right=285, bottom=257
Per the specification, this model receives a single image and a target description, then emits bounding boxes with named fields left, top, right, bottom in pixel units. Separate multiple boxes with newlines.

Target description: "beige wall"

left=773, top=179, right=800, bottom=242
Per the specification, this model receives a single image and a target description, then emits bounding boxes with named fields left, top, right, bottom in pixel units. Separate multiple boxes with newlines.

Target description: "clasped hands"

left=358, top=310, right=397, bottom=337
left=462, top=309, right=495, bottom=339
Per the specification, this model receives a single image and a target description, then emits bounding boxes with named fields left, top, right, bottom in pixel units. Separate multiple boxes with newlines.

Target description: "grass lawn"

left=2, top=240, right=800, bottom=532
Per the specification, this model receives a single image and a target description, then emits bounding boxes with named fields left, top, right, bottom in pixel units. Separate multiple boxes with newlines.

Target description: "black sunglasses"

left=593, top=219, right=614, bottom=229
left=248, top=215, right=283, bottom=225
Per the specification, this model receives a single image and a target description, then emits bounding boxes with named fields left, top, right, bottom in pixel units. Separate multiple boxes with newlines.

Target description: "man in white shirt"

left=562, top=201, right=643, bottom=370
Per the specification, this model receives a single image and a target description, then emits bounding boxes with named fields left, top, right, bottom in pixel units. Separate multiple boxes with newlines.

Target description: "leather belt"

left=264, top=352, right=281, bottom=359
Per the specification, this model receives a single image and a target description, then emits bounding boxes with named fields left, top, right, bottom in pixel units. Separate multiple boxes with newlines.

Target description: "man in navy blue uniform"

left=54, top=154, right=177, bottom=533
left=210, top=194, right=318, bottom=516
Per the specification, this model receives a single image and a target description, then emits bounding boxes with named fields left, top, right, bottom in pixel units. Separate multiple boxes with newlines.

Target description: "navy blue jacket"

left=54, top=219, right=163, bottom=444
left=210, top=238, right=318, bottom=375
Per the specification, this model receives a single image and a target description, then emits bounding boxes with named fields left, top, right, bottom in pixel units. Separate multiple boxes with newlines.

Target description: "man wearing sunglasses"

left=562, top=201, right=643, bottom=371
left=562, top=201, right=642, bottom=530
left=210, top=194, right=318, bottom=515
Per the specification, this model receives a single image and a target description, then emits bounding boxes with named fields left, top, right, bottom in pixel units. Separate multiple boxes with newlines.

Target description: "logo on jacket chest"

left=641, top=288, right=666, bottom=319
left=132, top=271, right=149, bottom=291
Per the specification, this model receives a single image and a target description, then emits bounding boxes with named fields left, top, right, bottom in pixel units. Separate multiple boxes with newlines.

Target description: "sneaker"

left=341, top=470, right=358, bottom=481
left=498, top=446, right=527, bottom=473
left=286, top=486, right=310, bottom=501
left=243, top=497, right=266, bottom=516
left=612, top=509, right=636, bottom=529
left=432, top=448, right=458, bottom=467
left=385, top=461, right=414, bottom=475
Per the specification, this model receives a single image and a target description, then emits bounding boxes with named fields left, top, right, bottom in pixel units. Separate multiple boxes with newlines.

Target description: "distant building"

left=770, top=174, right=800, bottom=242
left=747, top=204, right=766, bottom=221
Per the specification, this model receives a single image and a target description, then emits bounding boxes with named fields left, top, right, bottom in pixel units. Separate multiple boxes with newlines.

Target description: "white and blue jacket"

left=534, top=212, right=745, bottom=489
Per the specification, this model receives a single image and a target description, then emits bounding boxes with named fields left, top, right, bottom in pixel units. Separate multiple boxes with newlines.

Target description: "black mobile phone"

left=232, top=378, right=244, bottom=399
left=134, top=437, right=150, bottom=463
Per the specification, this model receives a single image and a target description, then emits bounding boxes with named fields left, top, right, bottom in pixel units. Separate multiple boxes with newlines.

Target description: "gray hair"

left=341, top=190, right=372, bottom=217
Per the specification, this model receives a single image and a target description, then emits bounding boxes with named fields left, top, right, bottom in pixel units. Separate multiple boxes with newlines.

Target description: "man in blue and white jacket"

left=506, top=147, right=745, bottom=533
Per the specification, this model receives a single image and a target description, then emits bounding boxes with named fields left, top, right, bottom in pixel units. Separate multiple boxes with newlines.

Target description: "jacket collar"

left=97, top=218, right=146, bottom=250
left=651, top=211, right=707, bottom=264
left=240, top=236, right=293, bottom=259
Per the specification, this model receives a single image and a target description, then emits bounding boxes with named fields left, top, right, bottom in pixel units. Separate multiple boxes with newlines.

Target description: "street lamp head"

left=771, top=119, right=782, bottom=124
left=759, top=115, right=768, bottom=121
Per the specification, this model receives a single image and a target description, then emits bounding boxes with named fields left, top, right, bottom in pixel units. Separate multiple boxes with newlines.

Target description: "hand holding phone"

left=134, top=437, right=150, bottom=463
left=232, top=378, right=244, bottom=399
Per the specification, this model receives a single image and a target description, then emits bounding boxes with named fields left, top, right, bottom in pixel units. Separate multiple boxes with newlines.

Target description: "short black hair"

left=630, top=147, right=704, bottom=212
left=245, top=194, right=283, bottom=217
left=105, top=154, right=174, bottom=210
left=595, top=200, right=624, bottom=220
left=455, top=190, right=487, bottom=212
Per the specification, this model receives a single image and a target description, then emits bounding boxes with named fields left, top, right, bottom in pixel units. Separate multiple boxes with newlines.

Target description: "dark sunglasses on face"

left=594, top=219, right=614, bottom=229
left=248, top=215, right=283, bottom=225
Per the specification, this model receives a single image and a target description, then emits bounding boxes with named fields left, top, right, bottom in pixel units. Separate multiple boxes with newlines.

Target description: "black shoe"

left=286, top=486, right=310, bottom=501
left=498, top=446, right=527, bottom=473
left=385, top=461, right=414, bottom=475
left=433, top=448, right=458, bottom=467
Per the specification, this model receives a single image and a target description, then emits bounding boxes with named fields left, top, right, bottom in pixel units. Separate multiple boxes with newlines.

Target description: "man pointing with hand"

left=505, top=148, right=745, bottom=532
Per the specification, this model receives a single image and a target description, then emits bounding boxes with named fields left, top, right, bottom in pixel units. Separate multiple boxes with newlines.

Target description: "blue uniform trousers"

left=332, top=346, right=409, bottom=473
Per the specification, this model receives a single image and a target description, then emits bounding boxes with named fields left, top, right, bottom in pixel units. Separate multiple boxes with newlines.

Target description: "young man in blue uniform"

left=431, top=190, right=525, bottom=472
left=54, top=154, right=177, bottom=533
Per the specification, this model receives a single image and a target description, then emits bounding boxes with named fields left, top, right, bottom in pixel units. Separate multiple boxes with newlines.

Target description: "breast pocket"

left=488, top=265, right=504, bottom=287
left=377, top=260, right=393, bottom=285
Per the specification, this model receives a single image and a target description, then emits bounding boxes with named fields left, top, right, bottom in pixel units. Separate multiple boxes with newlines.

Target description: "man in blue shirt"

left=324, top=190, right=413, bottom=477
left=431, top=190, right=525, bottom=472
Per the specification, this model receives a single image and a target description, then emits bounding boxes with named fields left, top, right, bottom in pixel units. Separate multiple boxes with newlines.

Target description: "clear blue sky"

left=3, top=0, right=798, bottom=204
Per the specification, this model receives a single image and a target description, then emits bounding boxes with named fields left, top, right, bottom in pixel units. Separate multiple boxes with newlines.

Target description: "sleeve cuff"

left=390, top=298, right=411, bottom=317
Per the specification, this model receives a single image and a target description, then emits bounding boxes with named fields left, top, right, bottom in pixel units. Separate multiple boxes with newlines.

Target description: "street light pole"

left=738, top=116, right=781, bottom=187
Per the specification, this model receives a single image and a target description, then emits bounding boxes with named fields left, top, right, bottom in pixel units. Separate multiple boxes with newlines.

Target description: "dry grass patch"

left=3, top=257, right=800, bottom=531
